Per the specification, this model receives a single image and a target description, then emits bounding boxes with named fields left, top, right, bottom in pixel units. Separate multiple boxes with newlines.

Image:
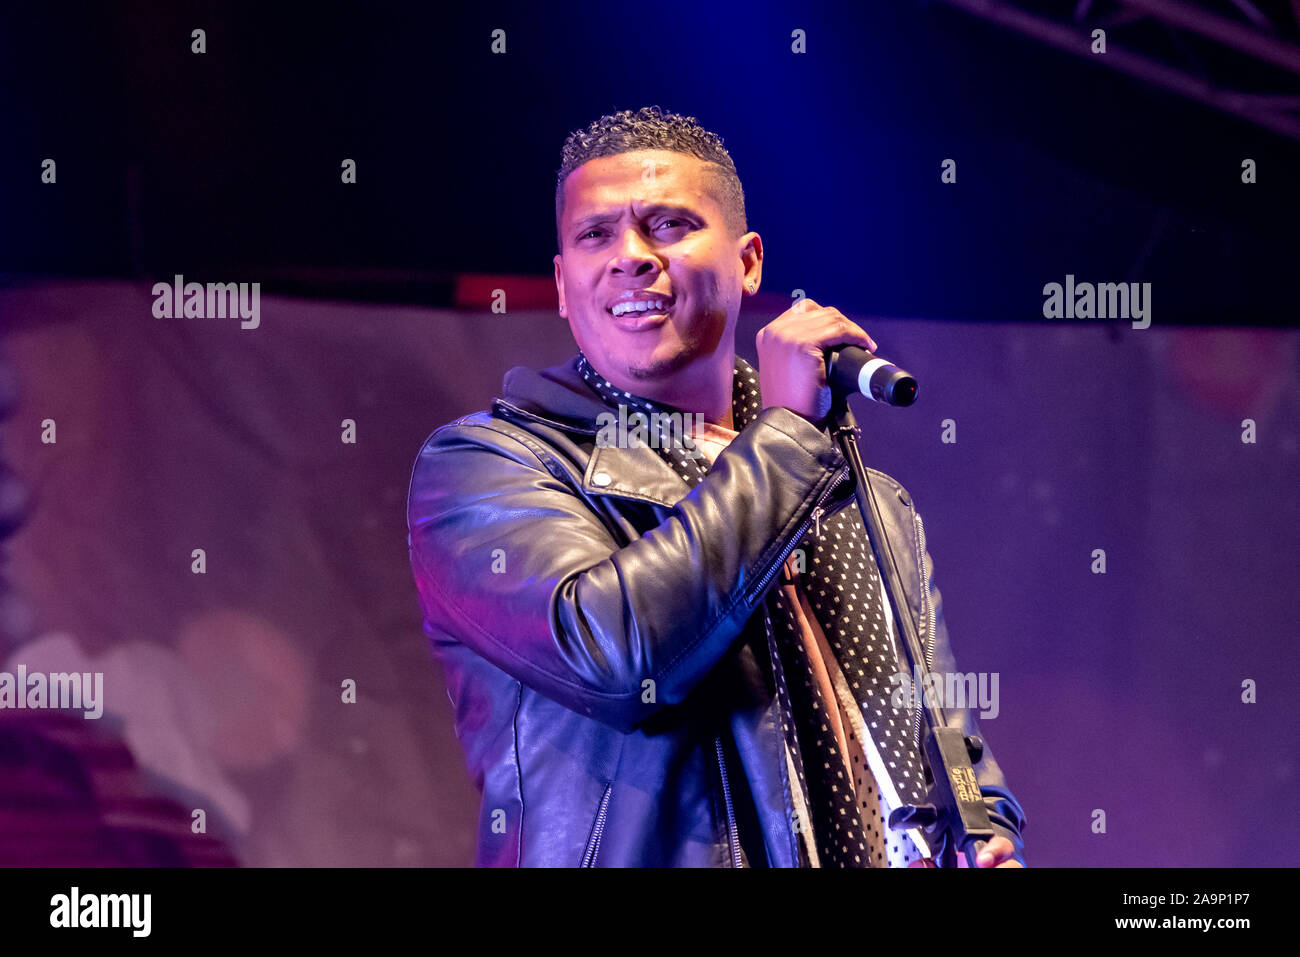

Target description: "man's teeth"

left=611, top=299, right=667, bottom=317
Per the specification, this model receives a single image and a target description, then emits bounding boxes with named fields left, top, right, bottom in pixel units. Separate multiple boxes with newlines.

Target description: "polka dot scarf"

left=576, top=351, right=930, bottom=867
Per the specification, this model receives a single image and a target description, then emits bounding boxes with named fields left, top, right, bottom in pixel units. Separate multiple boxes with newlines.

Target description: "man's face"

left=553, top=149, right=760, bottom=395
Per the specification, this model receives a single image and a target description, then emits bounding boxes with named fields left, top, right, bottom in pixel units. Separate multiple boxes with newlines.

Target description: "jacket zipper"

left=580, top=782, right=613, bottom=867
left=911, top=510, right=937, bottom=750
left=714, top=736, right=743, bottom=867
left=742, top=465, right=851, bottom=606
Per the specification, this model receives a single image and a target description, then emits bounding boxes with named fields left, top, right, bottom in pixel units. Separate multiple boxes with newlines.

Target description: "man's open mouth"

left=607, top=297, right=673, bottom=318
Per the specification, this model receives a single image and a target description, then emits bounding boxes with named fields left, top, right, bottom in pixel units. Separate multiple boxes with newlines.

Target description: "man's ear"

left=553, top=253, right=566, bottom=313
left=739, top=232, right=763, bottom=293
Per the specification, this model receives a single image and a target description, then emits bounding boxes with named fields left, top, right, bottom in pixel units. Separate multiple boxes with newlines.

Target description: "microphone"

left=825, top=346, right=918, bottom=406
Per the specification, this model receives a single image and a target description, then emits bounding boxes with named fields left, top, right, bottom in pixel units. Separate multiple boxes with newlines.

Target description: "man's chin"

left=625, top=346, right=698, bottom=380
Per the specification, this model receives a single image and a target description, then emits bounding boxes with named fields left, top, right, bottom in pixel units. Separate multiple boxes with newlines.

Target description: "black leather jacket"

left=406, top=354, right=1027, bottom=866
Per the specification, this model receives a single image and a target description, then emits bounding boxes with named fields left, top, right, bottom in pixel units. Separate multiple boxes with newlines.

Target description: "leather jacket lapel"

left=582, top=442, right=696, bottom=508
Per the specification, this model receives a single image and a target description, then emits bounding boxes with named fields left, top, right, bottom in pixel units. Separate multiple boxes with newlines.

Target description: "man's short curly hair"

left=554, top=105, right=747, bottom=251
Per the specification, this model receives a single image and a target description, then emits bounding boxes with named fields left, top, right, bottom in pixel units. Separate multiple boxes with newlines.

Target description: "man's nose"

left=610, top=227, right=660, bottom=275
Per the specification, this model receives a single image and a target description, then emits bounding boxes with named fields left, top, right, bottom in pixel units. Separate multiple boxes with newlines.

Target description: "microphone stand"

left=822, top=378, right=995, bottom=868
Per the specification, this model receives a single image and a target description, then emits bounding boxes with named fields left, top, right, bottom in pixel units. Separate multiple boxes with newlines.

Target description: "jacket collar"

left=495, top=354, right=603, bottom=435
left=494, top=353, right=696, bottom=507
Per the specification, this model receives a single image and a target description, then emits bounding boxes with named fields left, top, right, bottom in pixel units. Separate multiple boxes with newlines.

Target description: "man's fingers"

left=976, top=836, right=1017, bottom=868
left=912, top=836, right=1023, bottom=868
left=765, top=310, right=876, bottom=354
left=756, top=300, right=879, bottom=420
left=808, top=314, right=876, bottom=354
left=774, top=302, right=877, bottom=352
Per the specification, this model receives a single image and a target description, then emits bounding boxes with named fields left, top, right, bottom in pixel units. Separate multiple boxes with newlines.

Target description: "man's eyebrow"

left=571, top=204, right=701, bottom=231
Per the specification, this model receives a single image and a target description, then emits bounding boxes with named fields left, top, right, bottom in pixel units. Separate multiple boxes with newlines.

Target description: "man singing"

left=406, top=105, right=1026, bottom=867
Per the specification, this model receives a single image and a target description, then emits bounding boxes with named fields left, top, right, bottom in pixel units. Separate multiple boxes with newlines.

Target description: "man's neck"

left=700, top=351, right=736, bottom=430
left=666, top=352, right=735, bottom=429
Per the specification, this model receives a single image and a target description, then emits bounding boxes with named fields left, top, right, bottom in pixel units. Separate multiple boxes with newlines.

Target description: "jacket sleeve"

left=406, top=407, right=849, bottom=735
left=918, top=521, right=1029, bottom=865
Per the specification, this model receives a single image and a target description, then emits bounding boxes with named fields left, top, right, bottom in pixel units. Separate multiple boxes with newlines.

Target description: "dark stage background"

left=1, top=1, right=1297, bottom=867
